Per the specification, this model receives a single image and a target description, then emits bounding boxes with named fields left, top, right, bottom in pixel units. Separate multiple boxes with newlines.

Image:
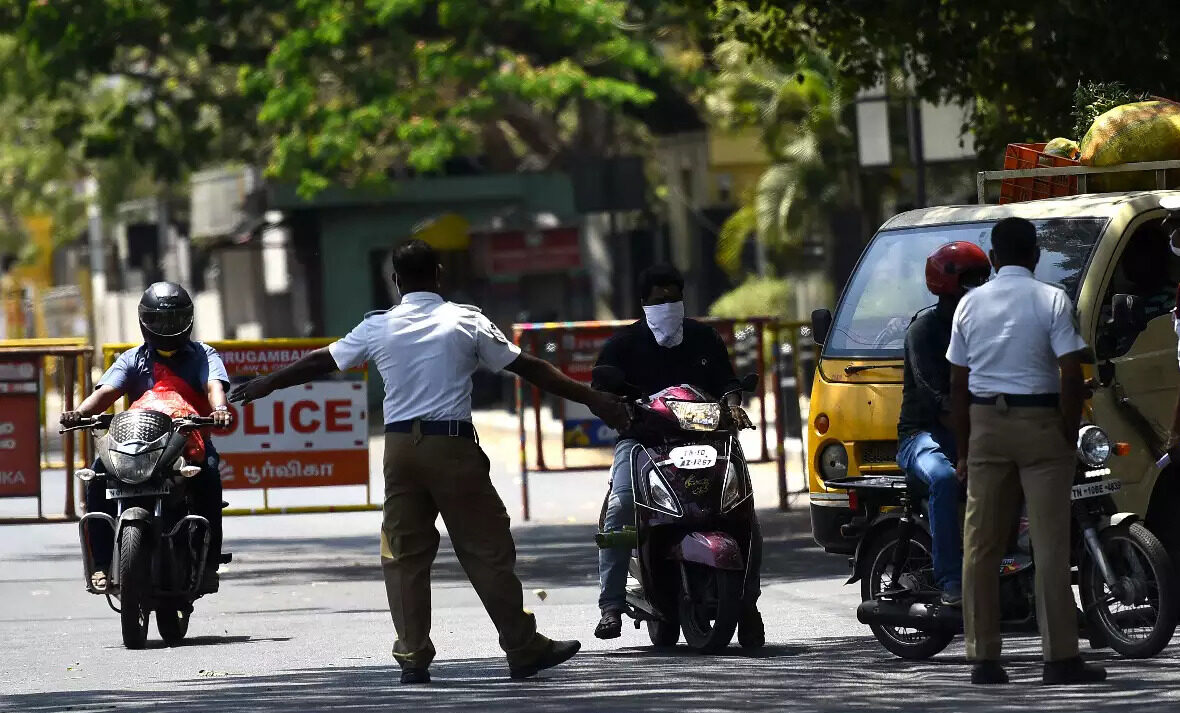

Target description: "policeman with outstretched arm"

left=230, top=239, right=628, bottom=684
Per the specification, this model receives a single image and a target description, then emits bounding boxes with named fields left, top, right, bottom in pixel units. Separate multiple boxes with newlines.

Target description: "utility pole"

left=906, top=98, right=927, bottom=208
left=85, top=177, right=104, bottom=346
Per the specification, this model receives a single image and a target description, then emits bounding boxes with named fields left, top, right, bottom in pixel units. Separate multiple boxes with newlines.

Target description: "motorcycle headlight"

left=647, top=467, right=681, bottom=516
left=721, top=460, right=748, bottom=512
left=106, top=449, right=160, bottom=485
left=819, top=442, right=849, bottom=480
left=666, top=400, right=721, bottom=432
left=1077, top=425, right=1112, bottom=468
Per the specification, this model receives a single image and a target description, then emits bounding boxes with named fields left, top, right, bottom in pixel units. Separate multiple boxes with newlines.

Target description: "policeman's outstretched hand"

left=229, top=376, right=274, bottom=405
left=589, top=390, right=630, bottom=431
left=729, top=405, right=754, bottom=430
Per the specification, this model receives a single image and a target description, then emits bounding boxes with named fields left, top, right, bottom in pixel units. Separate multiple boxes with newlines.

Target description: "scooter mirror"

left=591, top=365, right=626, bottom=391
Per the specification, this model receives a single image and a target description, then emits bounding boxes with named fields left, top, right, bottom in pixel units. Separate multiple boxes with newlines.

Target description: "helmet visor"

left=139, top=305, right=193, bottom=337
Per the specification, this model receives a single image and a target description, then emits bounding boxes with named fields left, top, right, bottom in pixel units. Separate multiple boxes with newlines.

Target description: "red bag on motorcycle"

left=128, top=362, right=213, bottom=463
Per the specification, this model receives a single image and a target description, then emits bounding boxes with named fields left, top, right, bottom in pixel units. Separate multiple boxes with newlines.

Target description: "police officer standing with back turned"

left=948, top=217, right=1106, bottom=686
left=229, top=239, right=628, bottom=685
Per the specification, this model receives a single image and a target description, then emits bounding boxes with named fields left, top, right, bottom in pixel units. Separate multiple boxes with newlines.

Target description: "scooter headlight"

left=1077, top=425, right=1112, bottom=468
left=721, top=460, right=748, bottom=512
left=666, top=400, right=721, bottom=432
left=647, top=468, right=681, bottom=516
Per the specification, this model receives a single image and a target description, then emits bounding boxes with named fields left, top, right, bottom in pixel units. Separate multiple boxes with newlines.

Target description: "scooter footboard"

left=671, top=532, right=744, bottom=571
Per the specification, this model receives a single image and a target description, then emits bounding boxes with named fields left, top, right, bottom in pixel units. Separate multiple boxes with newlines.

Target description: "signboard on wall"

left=103, top=340, right=370, bottom=491
left=214, top=342, right=369, bottom=489
left=0, top=360, right=41, bottom=497
left=477, top=228, right=582, bottom=276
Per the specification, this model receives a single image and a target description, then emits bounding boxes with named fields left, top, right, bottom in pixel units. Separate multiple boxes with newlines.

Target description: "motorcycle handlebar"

left=59, top=413, right=219, bottom=434
left=58, top=414, right=114, bottom=434
left=174, top=416, right=218, bottom=429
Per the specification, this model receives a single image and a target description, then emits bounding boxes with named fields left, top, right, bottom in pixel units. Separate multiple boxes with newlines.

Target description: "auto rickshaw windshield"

left=824, top=218, right=1107, bottom=359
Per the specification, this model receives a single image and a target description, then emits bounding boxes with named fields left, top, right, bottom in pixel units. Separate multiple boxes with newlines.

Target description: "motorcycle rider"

left=62, top=282, right=232, bottom=593
left=591, top=263, right=762, bottom=644
left=896, top=242, right=991, bottom=607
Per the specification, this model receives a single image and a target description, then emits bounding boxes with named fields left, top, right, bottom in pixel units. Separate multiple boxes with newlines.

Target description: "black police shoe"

left=509, top=639, right=581, bottom=680
left=400, top=668, right=430, bottom=684
left=971, top=661, right=1009, bottom=685
left=1043, top=657, right=1107, bottom=685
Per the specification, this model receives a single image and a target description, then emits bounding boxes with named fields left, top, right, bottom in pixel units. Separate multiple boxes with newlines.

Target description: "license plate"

left=1071, top=479, right=1121, bottom=501
left=669, top=445, right=717, bottom=469
left=106, top=483, right=170, bottom=499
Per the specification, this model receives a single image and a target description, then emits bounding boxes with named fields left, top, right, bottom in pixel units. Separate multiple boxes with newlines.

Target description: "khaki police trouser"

left=380, top=428, right=551, bottom=670
left=963, top=403, right=1079, bottom=662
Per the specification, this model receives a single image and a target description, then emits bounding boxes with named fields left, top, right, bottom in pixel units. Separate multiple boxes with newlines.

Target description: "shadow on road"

left=8, top=635, right=1180, bottom=713
left=138, top=635, right=294, bottom=650
left=221, top=508, right=850, bottom=589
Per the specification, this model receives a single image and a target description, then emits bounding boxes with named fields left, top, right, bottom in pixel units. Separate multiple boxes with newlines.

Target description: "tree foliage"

left=0, top=35, right=87, bottom=257
left=705, top=35, right=853, bottom=277
left=719, top=0, right=1180, bottom=156
left=6, top=0, right=706, bottom=197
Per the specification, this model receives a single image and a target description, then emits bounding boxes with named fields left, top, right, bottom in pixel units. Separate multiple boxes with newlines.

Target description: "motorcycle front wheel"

left=862, top=528, right=954, bottom=660
left=118, top=521, right=152, bottom=649
left=678, top=564, right=742, bottom=653
left=1081, top=522, right=1178, bottom=659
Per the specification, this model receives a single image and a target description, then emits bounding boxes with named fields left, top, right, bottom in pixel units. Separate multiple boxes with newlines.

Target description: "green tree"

left=0, top=35, right=87, bottom=258
left=705, top=36, right=854, bottom=279
left=719, top=0, right=1180, bottom=157
left=7, top=1, right=706, bottom=197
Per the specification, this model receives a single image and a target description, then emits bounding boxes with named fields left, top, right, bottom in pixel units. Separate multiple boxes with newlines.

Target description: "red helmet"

left=925, top=241, right=991, bottom=296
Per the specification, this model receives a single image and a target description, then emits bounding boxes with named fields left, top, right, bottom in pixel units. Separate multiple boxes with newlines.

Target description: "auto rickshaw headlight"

left=819, top=443, right=849, bottom=480
left=1077, top=425, right=1112, bottom=468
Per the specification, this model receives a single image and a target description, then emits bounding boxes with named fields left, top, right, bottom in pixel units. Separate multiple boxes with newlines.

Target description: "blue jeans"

left=599, top=439, right=643, bottom=612
left=896, top=430, right=961, bottom=591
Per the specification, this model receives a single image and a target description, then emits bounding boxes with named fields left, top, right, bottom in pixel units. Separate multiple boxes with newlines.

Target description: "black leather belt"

left=970, top=393, right=1060, bottom=408
left=384, top=420, right=476, bottom=439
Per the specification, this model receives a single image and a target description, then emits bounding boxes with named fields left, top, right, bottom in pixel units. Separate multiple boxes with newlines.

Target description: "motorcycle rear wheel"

left=1081, top=522, right=1178, bottom=659
left=118, top=522, right=152, bottom=650
left=862, top=528, right=954, bottom=660
left=157, top=607, right=190, bottom=646
left=678, top=565, right=742, bottom=653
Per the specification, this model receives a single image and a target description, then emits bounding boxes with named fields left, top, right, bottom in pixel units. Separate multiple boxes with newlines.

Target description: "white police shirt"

left=328, top=292, right=521, bottom=424
left=947, top=265, right=1088, bottom=397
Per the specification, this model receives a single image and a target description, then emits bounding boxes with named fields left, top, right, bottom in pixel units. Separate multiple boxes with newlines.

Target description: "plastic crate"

left=998, top=143, right=1080, bottom=204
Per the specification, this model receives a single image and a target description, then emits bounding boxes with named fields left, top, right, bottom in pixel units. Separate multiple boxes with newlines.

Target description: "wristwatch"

left=213, top=405, right=230, bottom=413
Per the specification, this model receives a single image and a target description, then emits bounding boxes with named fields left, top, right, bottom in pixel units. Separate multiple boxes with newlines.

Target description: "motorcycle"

left=64, top=411, right=228, bottom=649
left=830, top=424, right=1178, bottom=660
left=592, top=366, right=761, bottom=653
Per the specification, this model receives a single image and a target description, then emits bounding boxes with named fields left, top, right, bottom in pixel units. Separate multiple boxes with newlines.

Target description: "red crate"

left=998, top=143, right=1080, bottom=204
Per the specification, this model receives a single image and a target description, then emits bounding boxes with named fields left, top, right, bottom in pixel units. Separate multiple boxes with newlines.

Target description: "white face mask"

left=643, top=301, right=685, bottom=347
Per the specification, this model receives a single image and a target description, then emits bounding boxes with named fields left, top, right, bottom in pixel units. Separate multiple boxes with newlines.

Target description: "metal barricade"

left=0, top=339, right=92, bottom=523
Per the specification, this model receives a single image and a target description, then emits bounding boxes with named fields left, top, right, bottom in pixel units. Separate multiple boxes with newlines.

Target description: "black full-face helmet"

left=139, top=282, right=194, bottom=352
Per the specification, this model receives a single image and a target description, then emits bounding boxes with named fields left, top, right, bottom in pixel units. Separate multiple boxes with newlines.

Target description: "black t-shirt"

left=592, top=319, right=739, bottom=400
